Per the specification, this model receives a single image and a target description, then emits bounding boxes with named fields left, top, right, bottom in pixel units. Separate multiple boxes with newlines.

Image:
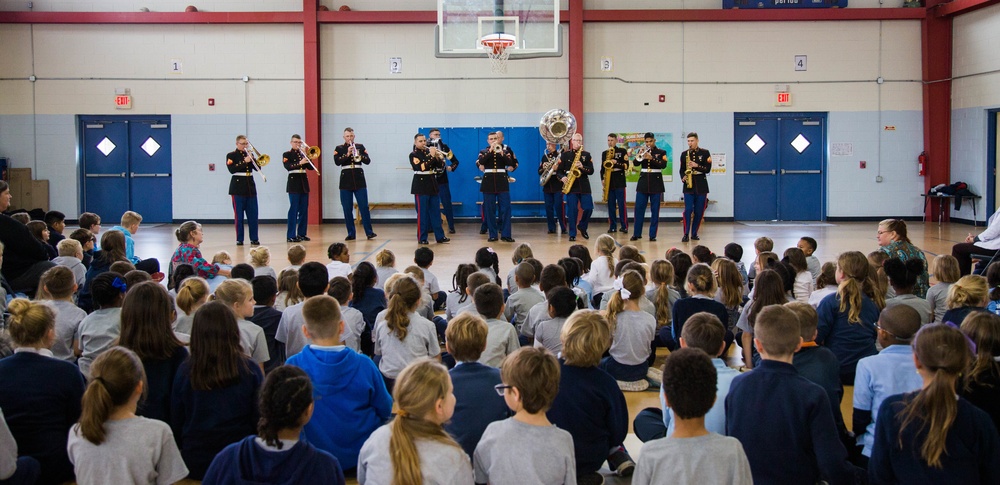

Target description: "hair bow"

left=612, top=277, right=631, bottom=300
left=112, top=277, right=128, bottom=293
left=486, top=247, right=495, bottom=254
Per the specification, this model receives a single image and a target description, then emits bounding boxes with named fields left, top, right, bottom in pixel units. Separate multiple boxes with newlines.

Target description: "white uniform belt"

left=288, top=169, right=307, bottom=173
left=414, top=171, right=435, bottom=175
left=342, top=165, right=362, bottom=169
left=612, top=168, right=624, bottom=172
left=233, top=173, right=252, bottom=177
left=640, top=169, right=660, bottom=173
left=484, top=169, right=506, bottom=173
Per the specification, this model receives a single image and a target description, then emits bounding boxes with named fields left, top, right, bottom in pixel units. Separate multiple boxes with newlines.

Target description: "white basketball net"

left=485, top=43, right=511, bottom=74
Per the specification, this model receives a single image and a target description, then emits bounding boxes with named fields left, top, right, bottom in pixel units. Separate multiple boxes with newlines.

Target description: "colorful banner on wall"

left=610, top=132, right=673, bottom=183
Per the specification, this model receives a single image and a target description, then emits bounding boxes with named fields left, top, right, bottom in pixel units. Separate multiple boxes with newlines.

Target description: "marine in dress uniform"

left=283, top=134, right=314, bottom=242
left=631, top=132, right=667, bottom=242
left=558, top=133, right=595, bottom=242
left=680, top=132, right=712, bottom=242
left=539, top=143, right=566, bottom=234
left=227, top=135, right=259, bottom=246
left=601, top=134, right=630, bottom=234
left=333, top=128, right=376, bottom=241
left=429, top=129, right=459, bottom=234
left=476, top=132, right=518, bottom=242
left=411, top=134, right=450, bottom=244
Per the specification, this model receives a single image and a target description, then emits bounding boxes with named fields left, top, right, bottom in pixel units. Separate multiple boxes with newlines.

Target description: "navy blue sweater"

left=445, top=361, right=509, bottom=457
left=725, top=360, right=859, bottom=485
left=671, top=296, right=730, bottom=341
left=815, top=293, right=879, bottom=380
left=170, top=357, right=263, bottom=480
left=351, top=287, right=387, bottom=330
left=250, top=305, right=285, bottom=373
left=137, top=345, right=188, bottom=424
left=0, top=352, right=86, bottom=485
left=547, top=362, right=628, bottom=475
left=203, top=435, right=346, bottom=485
left=870, top=393, right=1000, bottom=484
left=793, top=344, right=848, bottom=438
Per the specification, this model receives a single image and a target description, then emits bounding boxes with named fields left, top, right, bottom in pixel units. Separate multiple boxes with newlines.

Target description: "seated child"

left=275, top=269, right=303, bottom=313
left=799, top=236, right=821, bottom=280
left=249, top=246, right=277, bottom=280
left=203, top=365, right=346, bottom=484
left=53, top=239, right=86, bottom=287
left=69, top=228, right=96, bottom=269
left=633, top=347, right=752, bottom=485
left=746, top=236, right=773, bottom=291
left=547, top=310, right=636, bottom=483
left=109, top=211, right=159, bottom=275
left=473, top=283, right=520, bottom=368
left=784, top=247, right=815, bottom=302
left=724, top=242, right=749, bottom=291
left=76, top=272, right=126, bottom=377
left=283, top=243, right=306, bottom=273
left=444, top=314, right=509, bottom=457
left=883, top=257, right=932, bottom=325
left=213, top=279, right=271, bottom=368
left=926, top=254, right=959, bottom=323
left=403, top=265, right=436, bottom=323
left=521, top=265, right=568, bottom=343
left=326, top=243, right=352, bottom=279
left=275, top=262, right=330, bottom=358
left=415, top=247, right=446, bottom=311
left=26, top=220, right=57, bottom=260
left=286, top=295, right=392, bottom=473
left=600, top=270, right=657, bottom=389
left=44, top=210, right=66, bottom=251
left=207, top=250, right=233, bottom=293
left=174, top=276, right=209, bottom=335
left=230, top=263, right=255, bottom=282
left=726, top=305, right=860, bottom=484
left=249, top=275, right=285, bottom=373
left=533, top=287, right=577, bottom=356
left=446, top=264, right=479, bottom=321
left=475, top=347, right=575, bottom=484
left=373, top=248, right=398, bottom=290
left=941, top=274, right=988, bottom=329
left=327, top=276, right=366, bottom=353
left=38, top=266, right=86, bottom=362
left=960, top=312, right=1000, bottom=432
left=373, top=276, right=441, bottom=389
left=505, top=243, right=534, bottom=296
left=10, top=212, right=29, bottom=224
left=503, top=262, right=545, bottom=331
left=808, top=262, right=839, bottom=308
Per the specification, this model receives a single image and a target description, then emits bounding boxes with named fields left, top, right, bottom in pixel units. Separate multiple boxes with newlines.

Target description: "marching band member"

left=410, top=134, right=450, bottom=245
left=226, top=135, right=259, bottom=246
left=680, top=132, right=712, bottom=242
left=429, top=128, right=459, bottom=234
left=539, top=142, right=566, bottom=234
left=282, top=134, right=314, bottom=243
left=601, top=134, right=630, bottom=234
left=477, top=131, right=518, bottom=243
left=334, top=127, right=376, bottom=241
left=631, top=132, right=667, bottom=242
left=559, top=133, right=595, bottom=242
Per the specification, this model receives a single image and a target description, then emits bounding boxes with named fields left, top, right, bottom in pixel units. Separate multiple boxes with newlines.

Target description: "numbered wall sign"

left=600, top=57, right=613, bottom=72
left=170, top=58, right=183, bottom=74
left=795, top=55, right=807, bottom=71
left=389, top=57, right=402, bottom=74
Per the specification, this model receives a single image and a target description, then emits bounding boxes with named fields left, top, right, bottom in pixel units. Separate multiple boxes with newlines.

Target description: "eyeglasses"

left=494, top=384, right=512, bottom=396
left=876, top=230, right=888, bottom=235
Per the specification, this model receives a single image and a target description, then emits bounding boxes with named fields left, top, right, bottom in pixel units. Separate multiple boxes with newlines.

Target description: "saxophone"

left=602, top=147, right=615, bottom=202
left=684, top=150, right=694, bottom=190
left=539, top=150, right=560, bottom=186
left=562, top=146, right=584, bottom=195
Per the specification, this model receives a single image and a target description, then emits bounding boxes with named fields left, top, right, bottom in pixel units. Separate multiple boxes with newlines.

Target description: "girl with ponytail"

left=213, top=278, right=271, bottom=369
left=600, top=270, right=657, bottom=388
left=447, top=263, right=479, bottom=321
left=67, top=346, right=188, bottom=484
left=883, top=257, right=933, bottom=325
left=672, top=263, right=731, bottom=352
left=585, top=234, right=618, bottom=300
left=960, top=312, right=1000, bottom=430
left=474, top=247, right=502, bottom=285
left=358, top=358, right=472, bottom=485
left=374, top=276, right=441, bottom=390
left=816, top=251, right=881, bottom=385
left=203, top=365, right=346, bottom=484
left=173, top=276, right=209, bottom=334
left=869, top=324, right=1000, bottom=482
left=712, top=258, right=745, bottom=333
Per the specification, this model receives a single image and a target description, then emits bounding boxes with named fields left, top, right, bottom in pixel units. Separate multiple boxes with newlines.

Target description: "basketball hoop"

left=480, top=33, right=516, bottom=74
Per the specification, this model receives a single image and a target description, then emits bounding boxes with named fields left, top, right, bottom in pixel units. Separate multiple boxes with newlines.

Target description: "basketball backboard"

left=436, top=0, right=561, bottom=59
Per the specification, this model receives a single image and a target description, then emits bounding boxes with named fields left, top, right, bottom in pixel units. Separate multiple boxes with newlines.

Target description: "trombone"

left=245, top=139, right=269, bottom=182
left=297, top=138, right=322, bottom=176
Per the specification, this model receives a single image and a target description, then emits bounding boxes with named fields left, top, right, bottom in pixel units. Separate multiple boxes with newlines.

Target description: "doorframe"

left=733, top=111, right=829, bottom=221
left=77, top=114, right=172, bottom=216
left=987, top=108, right=1000, bottom=215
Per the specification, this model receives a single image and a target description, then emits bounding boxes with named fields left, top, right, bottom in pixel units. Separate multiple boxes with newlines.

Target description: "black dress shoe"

left=547, top=230, right=556, bottom=234
left=419, top=240, right=429, bottom=245
left=437, top=237, right=451, bottom=243
left=448, top=228, right=456, bottom=234
left=692, top=235, right=700, bottom=240
left=501, top=237, right=515, bottom=243
left=608, top=227, right=617, bottom=233
left=286, top=238, right=298, bottom=243
left=580, top=229, right=589, bottom=240
left=236, top=241, right=244, bottom=246
left=488, top=237, right=498, bottom=242
left=367, top=233, right=377, bottom=240
left=619, top=226, right=628, bottom=233
left=681, top=235, right=689, bottom=242
left=569, top=236, right=576, bottom=242
left=630, top=236, right=640, bottom=241
left=480, top=229, right=488, bottom=235
left=650, top=237, right=657, bottom=242
left=298, top=236, right=311, bottom=241
left=250, top=240, right=260, bottom=246
left=345, top=235, right=357, bottom=241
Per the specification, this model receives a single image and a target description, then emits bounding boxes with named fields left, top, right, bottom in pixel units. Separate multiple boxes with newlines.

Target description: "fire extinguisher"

left=918, top=151, right=927, bottom=176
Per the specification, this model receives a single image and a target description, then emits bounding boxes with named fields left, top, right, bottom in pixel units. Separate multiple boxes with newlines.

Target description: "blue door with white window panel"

left=80, top=116, right=172, bottom=223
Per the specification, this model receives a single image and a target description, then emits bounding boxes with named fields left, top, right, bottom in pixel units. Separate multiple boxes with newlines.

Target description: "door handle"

left=780, top=169, right=821, bottom=175
left=734, top=171, right=777, bottom=175
left=130, top=173, right=171, bottom=178
left=86, top=172, right=127, bottom=178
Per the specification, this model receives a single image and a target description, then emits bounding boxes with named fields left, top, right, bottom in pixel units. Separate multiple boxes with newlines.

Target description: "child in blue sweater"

left=203, top=365, right=346, bottom=485
left=287, top=295, right=392, bottom=473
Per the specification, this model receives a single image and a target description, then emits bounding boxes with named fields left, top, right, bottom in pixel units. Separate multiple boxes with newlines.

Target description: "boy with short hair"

left=444, top=313, right=509, bottom=457
left=275, top=262, right=330, bottom=357
left=747, top=236, right=774, bottom=290
left=230, top=263, right=255, bottom=281
left=286, top=294, right=392, bottom=473
left=249, top=275, right=284, bottom=373
left=77, top=212, right=101, bottom=235
left=68, top=228, right=95, bottom=269
left=548, top=310, right=635, bottom=483
left=44, top=210, right=66, bottom=250
left=474, top=283, right=520, bottom=367
left=39, top=266, right=86, bottom=363
left=852, top=304, right=923, bottom=464
left=475, top=347, right=576, bottom=484
left=724, top=242, right=749, bottom=290
left=53, top=239, right=86, bottom=287
left=726, top=305, right=860, bottom=484
left=798, top=236, right=821, bottom=280
left=532, top=287, right=577, bottom=356
left=633, top=347, right=752, bottom=485
left=521, top=264, right=567, bottom=343
left=327, top=276, right=366, bottom=352
left=503, top=262, right=545, bottom=332
left=284, top=243, right=306, bottom=272
left=414, top=247, right=446, bottom=311
left=109, top=210, right=160, bottom=274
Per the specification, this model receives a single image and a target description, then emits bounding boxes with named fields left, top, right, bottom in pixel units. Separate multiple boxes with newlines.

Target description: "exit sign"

left=776, top=92, right=792, bottom=106
left=115, top=95, right=132, bottom=110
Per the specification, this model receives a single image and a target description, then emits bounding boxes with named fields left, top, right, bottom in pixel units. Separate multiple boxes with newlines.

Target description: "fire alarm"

left=658, top=95, right=665, bottom=103
left=208, top=98, right=215, bottom=106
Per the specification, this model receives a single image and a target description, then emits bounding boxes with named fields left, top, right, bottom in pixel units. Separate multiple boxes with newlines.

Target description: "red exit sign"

left=115, top=95, right=132, bottom=110
left=776, top=92, right=791, bottom=106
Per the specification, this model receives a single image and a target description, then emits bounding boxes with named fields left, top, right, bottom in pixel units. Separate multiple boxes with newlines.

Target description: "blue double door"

left=734, top=113, right=826, bottom=221
left=80, top=116, right=172, bottom=223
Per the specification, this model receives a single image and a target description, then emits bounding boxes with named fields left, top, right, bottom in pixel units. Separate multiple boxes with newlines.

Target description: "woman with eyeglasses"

left=876, top=219, right=929, bottom=298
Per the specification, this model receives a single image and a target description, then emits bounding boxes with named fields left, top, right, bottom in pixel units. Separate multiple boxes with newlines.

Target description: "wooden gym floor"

left=129, top=218, right=969, bottom=484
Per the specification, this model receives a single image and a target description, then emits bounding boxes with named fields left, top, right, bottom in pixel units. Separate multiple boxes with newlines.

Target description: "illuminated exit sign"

left=115, top=95, right=132, bottom=110
left=776, top=92, right=792, bottom=106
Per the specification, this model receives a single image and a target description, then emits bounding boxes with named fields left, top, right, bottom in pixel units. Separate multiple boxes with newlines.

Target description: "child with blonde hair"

left=927, top=254, right=960, bottom=323
left=713, top=258, right=744, bottom=334
left=275, top=268, right=304, bottom=312
left=213, top=278, right=271, bottom=368
left=942, top=274, right=989, bottom=326
left=284, top=243, right=306, bottom=273
left=207, top=250, right=233, bottom=292
left=374, top=248, right=398, bottom=290
left=373, top=276, right=441, bottom=390
left=445, top=314, right=508, bottom=457
left=173, top=276, right=209, bottom=335
left=602, top=270, right=657, bottom=391
left=67, top=347, right=188, bottom=484
left=506, top=243, right=534, bottom=295
left=53, top=238, right=86, bottom=287
left=249, top=245, right=277, bottom=279
left=585, top=234, right=617, bottom=301
left=672, top=264, right=731, bottom=351
left=358, top=359, right=472, bottom=484
left=37, top=266, right=86, bottom=362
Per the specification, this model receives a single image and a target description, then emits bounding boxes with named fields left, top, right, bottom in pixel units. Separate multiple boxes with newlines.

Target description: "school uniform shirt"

left=793, top=270, right=815, bottom=302
left=351, top=287, right=387, bottom=331
left=326, top=260, right=352, bottom=279
left=599, top=146, right=629, bottom=190
left=521, top=300, right=552, bottom=338
left=943, top=305, right=986, bottom=327
left=793, top=343, right=847, bottom=439
left=809, top=286, right=837, bottom=308
left=47, top=299, right=87, bottom=363
left=446, top=362, right=508, bottom=458
left=477, top=145, right=518, bottom=193
left=373, top=311, right=441, bottom=379
left=358, top=424, right=473, bottom=485
left=960, top=363, right=1000, bottom=433
left=0, top=350, right=85, bottom=485
left=662, top=358, right=740, bottom=436
left=0, top=408, right=19, bottom=481
left=430, top=139, right=459, bottom=185
left=333, top=143, right=371, bottom=190
left=632, top=433, right=753, bottom=485
left=586, top=256, right=616, bottom=294
left=445, top=292, right=475, bottom=321
left=237, top=318, right=270, bottom=365
left=76, top=307, right=122, bottom=377
left=375, top=266, right=397, bottom=290
left=806, top=255, right=822, bottom=280
left=409, top=148, right=441, bottom=195
left=282, top=149, right=312, bottom=194
left=503, top=286, right=545, bottom=330
left=420, top=267, right=441, bottom=297
left=853, top=345, right=923, bottom=457
left=287, top=345, right=392, bottom=470
left=340, top=306, right=367, bottom=353
left=226, top=149, right=258, bottom=197
left=173, top=313, right=194, bottom=335
left=869, top=393, right=1000, bottom=485
left=249, top=305, right=285, bottom=373
left=885, top=294, right=932, bottom=325
left=474, top=418, right=576, bottom=485
left=478, top=266, right=501, bottom=286
left=67, top=416, right=188, bottom=485
left=275, top=302, right=310, bottom=358
left=609, top=310, right=656, bottom=366
left=202, top=436, right=345, bottom=485
left=926, top=282, right=952, bottom=323
left=479, top=317, right=520, bottom=368
left=137, top=345, right=189, bottom=424
left=816, top=292, right=880, bottom=379
left=539, top=149, right=564, bottom=193
left=170, top=357, right=264, bottom=480
left=671, top=295, right=730, bottom=343
left=557, top=148, right=594, bottom=194
left=533, top=316, right=568, bottom=356
left=679, top=146, right=711, bottom=195
left=253, top=266, right=277, bottom=280
left=52, top=256, right=86, bottom=287
left=634, top=147, right=667, bottom=194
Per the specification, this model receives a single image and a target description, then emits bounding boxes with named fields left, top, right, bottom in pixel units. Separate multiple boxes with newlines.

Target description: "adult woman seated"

left=170, top=220, right=230, bottom=281
left=952, top=205, right=1000, bottom=276
left=0, top=180, right=55, bottom=297
left=876, top=219, right=929, bottom=298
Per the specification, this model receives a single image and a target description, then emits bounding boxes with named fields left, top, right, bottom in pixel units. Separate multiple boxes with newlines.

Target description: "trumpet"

left=491, top=143, right=504, bottom=155
left=631, top=146, right=651, bottom=163
left=245, top=139, right=268, bottom=182
left=350, top=142, right=362, bottom=163
left=297, top=138, right=321, bottom=176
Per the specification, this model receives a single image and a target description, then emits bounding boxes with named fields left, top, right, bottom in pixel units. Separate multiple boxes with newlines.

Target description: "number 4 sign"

left=794, top=55, right=807, bottom=72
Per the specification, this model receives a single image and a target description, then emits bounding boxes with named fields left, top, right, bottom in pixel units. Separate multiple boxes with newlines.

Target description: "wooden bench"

left=354, top=202, right=462, bottom=225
